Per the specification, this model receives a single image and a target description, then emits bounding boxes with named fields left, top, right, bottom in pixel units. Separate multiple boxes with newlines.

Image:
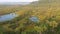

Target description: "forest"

left=0, top=0, right=60, bottom=34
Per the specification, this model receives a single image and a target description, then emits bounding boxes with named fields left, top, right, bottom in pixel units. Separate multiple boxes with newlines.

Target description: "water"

left=0, top=13, right=39, bottom=22
left=0, top=13, right=18, bottom=21
left=29, top=16, right=39, bottom=22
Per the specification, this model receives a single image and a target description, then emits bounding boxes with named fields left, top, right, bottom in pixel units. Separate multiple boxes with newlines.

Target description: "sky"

left=0, top=0, right=38, bottom=2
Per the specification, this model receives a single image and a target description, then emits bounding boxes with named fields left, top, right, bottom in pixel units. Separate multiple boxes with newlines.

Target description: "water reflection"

left=0, top=13, right=18, bottom=21
left=29, top=16, right=39, bottom=22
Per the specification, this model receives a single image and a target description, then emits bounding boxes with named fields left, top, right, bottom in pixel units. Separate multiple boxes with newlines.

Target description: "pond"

left=29, top=16, right=39, bottom=22
left=0, top=13, right=18, bottom=21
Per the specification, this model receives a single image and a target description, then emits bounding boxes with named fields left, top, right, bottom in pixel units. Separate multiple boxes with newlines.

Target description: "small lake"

left=0, top=13, right=18, bottom=21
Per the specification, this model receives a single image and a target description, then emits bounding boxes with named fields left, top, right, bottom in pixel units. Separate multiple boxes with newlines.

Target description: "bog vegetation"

left=0, top=0, right=60, bottom=34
